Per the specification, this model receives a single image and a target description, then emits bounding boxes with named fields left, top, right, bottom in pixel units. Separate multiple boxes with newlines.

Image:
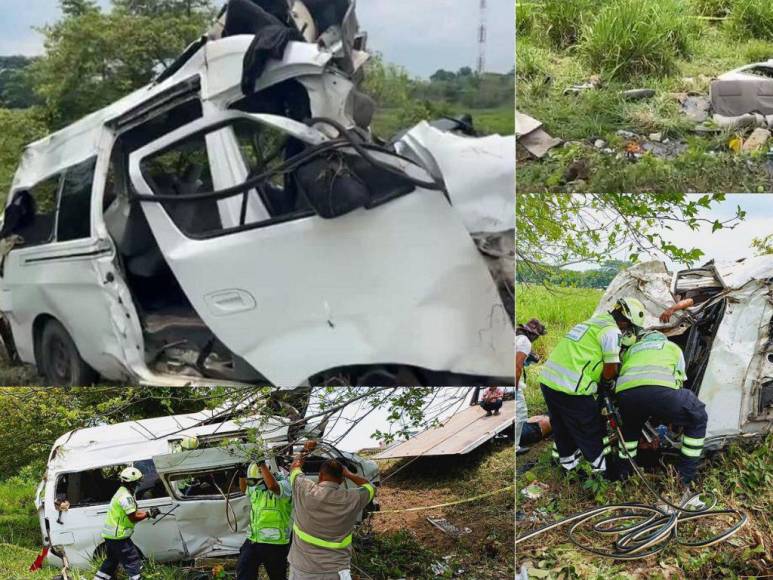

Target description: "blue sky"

left=0, top=0, right=515, bottom=78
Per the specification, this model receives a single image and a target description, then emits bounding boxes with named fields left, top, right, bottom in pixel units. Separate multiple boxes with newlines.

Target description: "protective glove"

left=147, top=507, right=161, bottom=519
left=598, top=377, right=615, bottom=397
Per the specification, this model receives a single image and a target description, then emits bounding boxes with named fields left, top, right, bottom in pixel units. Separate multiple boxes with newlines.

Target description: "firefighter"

left=538, top=297, right=645, bottom=476
left=614, top=330, right=708, bottom=486
left=94, top=467, right=159, bottom=580
left=236, top=460, right=293, bottom=580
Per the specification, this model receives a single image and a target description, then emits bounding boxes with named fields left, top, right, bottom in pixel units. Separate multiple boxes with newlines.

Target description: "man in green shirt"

left=236, top=460, right=293, bottom=580
left=94, top=467, right=159, bottom=580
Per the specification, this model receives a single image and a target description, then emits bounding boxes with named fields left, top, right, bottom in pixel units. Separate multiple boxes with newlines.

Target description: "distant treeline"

left=0, top=56, right=38, bottom=109
left=516, top=260, right=631, bottom=288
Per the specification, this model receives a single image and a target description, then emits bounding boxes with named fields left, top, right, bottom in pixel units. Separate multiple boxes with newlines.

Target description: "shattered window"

left=54, top=465, right=123, bottom=508
left=16, top=173, right=61, bottom=246
left=168, top=467, right=243, bottom=500
left=134, top=459, right=170, bottom=500
left=140, top=118, right=311, bottom=238
left=57, top=157, right=96, bottom=242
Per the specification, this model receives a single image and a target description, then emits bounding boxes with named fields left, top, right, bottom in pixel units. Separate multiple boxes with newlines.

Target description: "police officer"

left=236, top=460, right=293, bottom=580
left=615, top=330, right=708, bottom=486
left=539, top=297, right=645, bottom=476
left=94, top=467, right=159, bottom=580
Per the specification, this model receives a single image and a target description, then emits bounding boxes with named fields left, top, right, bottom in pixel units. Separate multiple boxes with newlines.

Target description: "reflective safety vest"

left=616, top=332, right=685, bottom=393
left=247, top=482, right=293, bottom=545
left=539, top=314, right=619, bottom=396
left=292, top=523, right=353, bottom=551
left=101, top=486, right=136, bottom=540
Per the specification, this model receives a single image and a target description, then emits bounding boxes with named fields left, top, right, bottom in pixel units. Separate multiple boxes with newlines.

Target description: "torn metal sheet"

left=374, top=400, right=514, bottom=459
left=427, top=517, right=472, bottom=537
left=396, top=121, right=515, bottom=233
left=597, top=259, right=773, bottom=447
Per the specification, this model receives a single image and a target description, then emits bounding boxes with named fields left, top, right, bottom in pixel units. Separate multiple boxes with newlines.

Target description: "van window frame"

left=52, top=458, right=169, bottom=509
left=165, top=465, right=245, bottom=502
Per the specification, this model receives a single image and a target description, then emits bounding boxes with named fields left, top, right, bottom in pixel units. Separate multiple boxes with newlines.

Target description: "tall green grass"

left=727, top=0, right=773, bottom=40
left=516, top=285, right=603, bottom=413
left=542, top=0, right=599, bottom=49
left=582, top=0, right=695, bottom=79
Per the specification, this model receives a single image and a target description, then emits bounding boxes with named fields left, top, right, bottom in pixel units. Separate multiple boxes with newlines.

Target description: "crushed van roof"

left=12, top=36, right=331, bottom=191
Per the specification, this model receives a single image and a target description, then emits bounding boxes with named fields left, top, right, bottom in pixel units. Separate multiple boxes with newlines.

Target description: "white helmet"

left=119, top=467, right=143, bottom=483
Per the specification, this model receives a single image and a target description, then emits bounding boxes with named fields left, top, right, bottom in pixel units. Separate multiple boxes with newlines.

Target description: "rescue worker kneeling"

left=236, top=461, right=293, bottom=580
left=539, top=297, right=645, bottom=477
left=615, top=330, right=708, bottom=486
left=94, top=467, right=160, bottom=580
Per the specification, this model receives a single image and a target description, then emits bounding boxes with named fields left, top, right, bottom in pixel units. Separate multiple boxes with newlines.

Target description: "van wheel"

left=39, top=319, right=97, bottom=386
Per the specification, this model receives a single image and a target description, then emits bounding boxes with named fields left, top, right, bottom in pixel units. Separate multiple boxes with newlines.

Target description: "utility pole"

left=477, top=0, right=488, bottom=74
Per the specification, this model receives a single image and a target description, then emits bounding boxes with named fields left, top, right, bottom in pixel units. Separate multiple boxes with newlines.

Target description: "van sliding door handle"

left=204, top=289, right=256, bottom=316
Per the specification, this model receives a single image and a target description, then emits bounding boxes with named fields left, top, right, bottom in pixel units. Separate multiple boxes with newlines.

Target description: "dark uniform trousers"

left=617, top=385, right=708, bottom=484
left=541, top=384, right=609, bottom=472
left=95, top=538, right=143, bottom=580
left=236, top=539, right=291, bottom=580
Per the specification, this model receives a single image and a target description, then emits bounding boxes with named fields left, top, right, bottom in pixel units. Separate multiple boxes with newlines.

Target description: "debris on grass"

left=426, top=517, right=472, bottom=538
left=516, top=111, right=563, bottom=159
left=741, top=127, right=771, bottom=151
left=521, top=482, right=549, bottom=500
left=622, top=88, right=656, bottom=100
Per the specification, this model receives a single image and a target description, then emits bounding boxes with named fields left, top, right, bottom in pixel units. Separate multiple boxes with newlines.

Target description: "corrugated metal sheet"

left=374, top=400, right=514, bottom=459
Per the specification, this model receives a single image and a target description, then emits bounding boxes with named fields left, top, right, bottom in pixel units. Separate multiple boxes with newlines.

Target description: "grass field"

left=0, top=443, right=514, bottom=579
left=517, top=0, right=773, bottom=193
left=515, top=284, right=773, bottom=578
left=373, top=106, right=514, bottom=139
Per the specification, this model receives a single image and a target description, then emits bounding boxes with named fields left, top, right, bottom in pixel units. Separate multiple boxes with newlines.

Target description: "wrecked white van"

left=596, top=257, right=773, bottom=449
left=36, top=407, right=378, bottom=570
left=0, top=0, right=514, bottom=387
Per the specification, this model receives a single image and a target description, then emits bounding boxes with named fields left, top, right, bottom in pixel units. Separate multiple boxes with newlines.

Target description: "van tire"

left=39, top=319, right=97, bottom=386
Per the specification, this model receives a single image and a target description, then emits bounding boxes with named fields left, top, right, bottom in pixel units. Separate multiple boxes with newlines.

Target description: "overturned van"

left=36, top=405, right=378, bottom=569
left=0, top=0, right=514, bottom=387
left=596, top=257, right=773, bottom=449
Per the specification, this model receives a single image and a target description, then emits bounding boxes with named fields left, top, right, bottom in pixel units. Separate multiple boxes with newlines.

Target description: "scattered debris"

left=679, top=94, right=712, bottom=123
left=616, top=129, right=639, bottom=140
left=712, top=59, right=773, bottom=116
left=516, top=111, right=562, bottom=159
left=714, top=112, right=773, bottom=131
left=563, top=75, right=601, bottom=95
left=642, top=139, right=688, bottom=159
left=427, top=517, right=472, bottom=538
left=622, top=88, right=655, bottom=101
left=430, top=560, right=451, bottom=577
left=648, top=132, right=663, bottom=142
left=742, top=128, right=771, bottom=152
left=521, top=482, right=549, bottom=500
left=593, top=138, right=607, bottom=149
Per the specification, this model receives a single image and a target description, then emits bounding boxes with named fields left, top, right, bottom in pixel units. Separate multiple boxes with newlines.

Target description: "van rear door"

left=128, top=110, right=512, bottom=385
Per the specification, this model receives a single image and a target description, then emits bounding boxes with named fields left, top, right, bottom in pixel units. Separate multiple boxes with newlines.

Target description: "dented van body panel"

left=38, top=404, right=377, bottom=569
left=596, top=258, right=773, bottom=448
left=0, top=23, right=514, bottom=385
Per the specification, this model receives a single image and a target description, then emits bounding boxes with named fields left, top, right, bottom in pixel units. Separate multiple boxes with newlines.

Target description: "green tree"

left=752, top=233, right=773, bottom=255
left=0, top=109, right=48, bottom=200
left=31, top=1, right=214, bottom=128
left=516, top=194, right=745, bottom=275
left=361, top=53, right=412, bottom=108
left=60, top=0, right=99, bottom=16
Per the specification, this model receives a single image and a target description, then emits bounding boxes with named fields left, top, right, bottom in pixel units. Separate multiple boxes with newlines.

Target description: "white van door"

left=49, top=463, right=185, bottom=565
left=128, top=110, right=513, bottom=385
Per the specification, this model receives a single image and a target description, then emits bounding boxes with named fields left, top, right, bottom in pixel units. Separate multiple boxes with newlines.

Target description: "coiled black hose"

left=515, top=424, right=748, bottom=560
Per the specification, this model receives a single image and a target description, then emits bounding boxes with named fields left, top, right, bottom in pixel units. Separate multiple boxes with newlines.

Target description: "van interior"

left=102, top=84, right=315, bottom=383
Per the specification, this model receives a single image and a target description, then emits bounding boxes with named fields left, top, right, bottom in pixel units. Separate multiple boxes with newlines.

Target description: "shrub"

left=727, top=0, right=773, bottom=40
left=516, top=40, right=550, bottom=81
left=744, top=39, right=773, bottom=62
left=690, top=0, right=734, bottom=17
left=541, top=0, right=599, bottom=49
left=582, top=0, right=694, bottom=80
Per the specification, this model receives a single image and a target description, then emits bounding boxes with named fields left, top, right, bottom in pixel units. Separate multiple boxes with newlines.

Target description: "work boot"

left=494, top=409, right=501, bottom=416
left=486, top=410, right=492, bottom=416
